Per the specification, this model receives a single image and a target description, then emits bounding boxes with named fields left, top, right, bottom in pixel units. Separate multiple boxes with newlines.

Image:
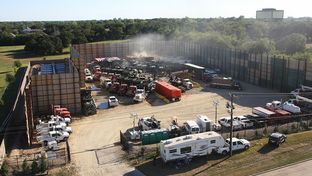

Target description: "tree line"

left=1, top=18, right=312, bottom=58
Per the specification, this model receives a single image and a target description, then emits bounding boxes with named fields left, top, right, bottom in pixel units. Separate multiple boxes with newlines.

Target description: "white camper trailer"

left=159, top=131, right=226, bottom=163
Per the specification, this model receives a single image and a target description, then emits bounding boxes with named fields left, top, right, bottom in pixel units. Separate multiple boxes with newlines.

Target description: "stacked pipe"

left=81, top=89, right=97, bottom=116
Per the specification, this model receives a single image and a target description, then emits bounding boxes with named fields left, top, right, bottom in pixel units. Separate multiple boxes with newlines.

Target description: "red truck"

left=155, top=81, right=181, bottom=101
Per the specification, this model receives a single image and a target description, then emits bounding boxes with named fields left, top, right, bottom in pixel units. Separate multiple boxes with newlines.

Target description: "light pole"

left=130, top=113, right=138, bottom=129
left=229, top=93, right=234, bottom=156
left=213, top=100, right=219, bottom=123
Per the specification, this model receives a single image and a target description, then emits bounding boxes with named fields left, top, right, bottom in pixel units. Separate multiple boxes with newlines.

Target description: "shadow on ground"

left=135, top=154, right=230, bottom=176
left=4, top=49, right=69, bottom=59
left=257, top=143, right=277, bottom=154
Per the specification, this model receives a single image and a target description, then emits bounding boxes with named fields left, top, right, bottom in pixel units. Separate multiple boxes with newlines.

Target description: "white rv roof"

left=161, top=131, right=221, bottom=147
left=186, top=120, right=199, bottom=127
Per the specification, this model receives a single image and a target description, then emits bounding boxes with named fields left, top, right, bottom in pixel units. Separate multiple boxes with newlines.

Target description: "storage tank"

left=155, top=81, right=182, bottom=101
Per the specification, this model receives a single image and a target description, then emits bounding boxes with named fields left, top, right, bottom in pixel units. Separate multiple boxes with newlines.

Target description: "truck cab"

left=133, top=89, right=146, bottom=102
left=182, top=79, right=193, bottom=90
left=126, top=85, right=137, bottom=97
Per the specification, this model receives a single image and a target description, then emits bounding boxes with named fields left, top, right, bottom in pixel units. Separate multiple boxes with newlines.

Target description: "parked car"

left=108, top=96, right=119, bottom=107
left=233, top=116, right=254, bottom=129
left=268, top=133, right=287, bottom=147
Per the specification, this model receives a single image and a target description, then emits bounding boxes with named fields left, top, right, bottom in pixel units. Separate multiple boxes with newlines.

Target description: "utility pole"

left=230, top=93, right=234, bottom=156
left=213, top=100, right=219, bottom=123
left=131, top=113, right=138, bottom=129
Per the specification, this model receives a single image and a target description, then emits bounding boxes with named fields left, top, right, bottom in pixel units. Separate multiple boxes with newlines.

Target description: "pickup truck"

left=217, top=138, right=250, bottom=155
left=36, top=120, right=67, bottom=131
left=133, top=89, right=146, bottom=102
left=37, top=124, right=72, bottom=134
left=218, top=117, right=243, bottom=131
left=233, top=116, right=254, bottom=129
left=50, top=115, right=71, bottom=124
left=182, top=79, right=193, bottom=90
left=37, top=131, right=69, bottom=144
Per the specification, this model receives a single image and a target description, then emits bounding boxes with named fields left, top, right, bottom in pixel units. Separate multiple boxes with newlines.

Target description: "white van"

left=184, top=120, right=200, bottom=134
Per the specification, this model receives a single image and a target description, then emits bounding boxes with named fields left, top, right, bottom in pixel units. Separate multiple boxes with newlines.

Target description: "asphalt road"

left=258, top=159, right=312, bottom=176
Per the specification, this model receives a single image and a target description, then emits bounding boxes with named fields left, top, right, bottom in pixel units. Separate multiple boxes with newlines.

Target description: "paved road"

left=258, top=160, right=312, bottom=176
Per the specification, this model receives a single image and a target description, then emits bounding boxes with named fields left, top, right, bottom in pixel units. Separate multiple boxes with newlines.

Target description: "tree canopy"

left=1, top=18, right=312, bottom=56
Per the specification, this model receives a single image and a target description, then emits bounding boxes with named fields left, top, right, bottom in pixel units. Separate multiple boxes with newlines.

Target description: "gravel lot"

left=69, top=82, right=282, bottom=176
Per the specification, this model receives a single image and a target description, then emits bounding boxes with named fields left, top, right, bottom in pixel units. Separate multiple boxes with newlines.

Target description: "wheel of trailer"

left=244, top=145, right=249, bottom=150
left=172, top=98, right=175, bottom=102
left=222, top=150, right=228, bottom=155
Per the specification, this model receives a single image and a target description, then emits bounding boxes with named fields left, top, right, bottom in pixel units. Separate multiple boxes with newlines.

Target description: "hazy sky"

left=0, top=0, right=311, bottom=21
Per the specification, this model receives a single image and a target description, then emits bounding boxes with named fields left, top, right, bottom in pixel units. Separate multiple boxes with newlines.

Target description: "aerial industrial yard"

left=1, top=39, right=312, bottom=176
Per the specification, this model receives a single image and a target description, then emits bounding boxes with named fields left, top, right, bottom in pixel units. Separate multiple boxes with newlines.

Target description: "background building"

left=256, top=8, right=284, bottom=20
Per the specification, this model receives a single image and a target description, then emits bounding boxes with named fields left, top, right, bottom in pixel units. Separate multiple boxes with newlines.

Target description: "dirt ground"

left=68, top=82, right=282, bottom=176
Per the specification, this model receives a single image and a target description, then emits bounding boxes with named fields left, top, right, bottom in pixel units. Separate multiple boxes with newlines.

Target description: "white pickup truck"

left=133, top=89, right=146, bottom=102
left=37, top=124, right=72, bottom=134
left=50, top=115, right=70, bottom=124
left=233, top=116, right=254, bottom=129
left=37, top=131, right=69, bottom=144
left=36, top=120, right=67, bottom=131
left=216, top=138, right=250, bottom=155
left=218, top=117, right=244, bottom=130
left=182, top=79, right=193, bottom=90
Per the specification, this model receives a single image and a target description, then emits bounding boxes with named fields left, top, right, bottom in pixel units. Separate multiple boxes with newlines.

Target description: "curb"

left=253, top=158, right=312, bottom=175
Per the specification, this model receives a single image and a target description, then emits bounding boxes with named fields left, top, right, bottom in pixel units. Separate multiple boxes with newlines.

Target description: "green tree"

left=39, top=155, right=48, bottom=173
left=243, top=38, right=275, bottom=54
left=5, top=73, right=15, bottom=83
left=13, top=60, right=22, bottom=68
left=31, top=160, right=39, bottom=174
left=0, top=161, right=9, bottom=176
left=22, top=159, right=31, bottom=175
left=277, top=33, right=307, bottom=54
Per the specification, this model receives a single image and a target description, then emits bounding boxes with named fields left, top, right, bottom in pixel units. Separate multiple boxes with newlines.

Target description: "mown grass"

left=136, top=130, right=312, bottom=176
left=0, top=45, right=70, bottom=98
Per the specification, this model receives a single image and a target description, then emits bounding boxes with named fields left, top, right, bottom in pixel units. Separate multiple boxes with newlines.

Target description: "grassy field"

left=136, top=130, right=312, bottom=176
left=0, top=45, right=70, bottom=98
